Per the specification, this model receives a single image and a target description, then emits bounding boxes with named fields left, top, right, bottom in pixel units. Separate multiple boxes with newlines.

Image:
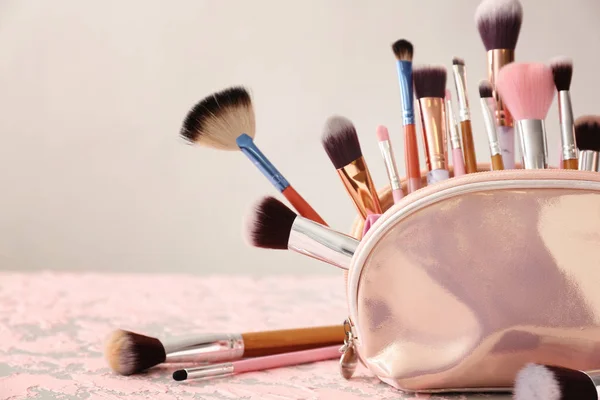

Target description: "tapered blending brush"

left=575, top=116, right=600, bottom=171
left=180, top=86, right=327, bottom=225
left=246, top=196, right=359, bottom=270
left=105, top=325, right=345, bottom=375
left=550, top=57, right=578, bottom=170
left=322, top=116, right=382, bottom=218
left=496, top=63, right=555, bottom=169
left=513, top=363, right=598, bottom=400
left=475, top=0, right=523, bottom=169
left=376, top=125, right=404, bottom=203
left=451, top=57, right=477, bottom=173
left=413, top=66, right=450, bottom=184
left=478, top=80, right=504, bottom=170
left=445, top=90, right=466, bottom=177
left=391, top=39, right=421, bottom=193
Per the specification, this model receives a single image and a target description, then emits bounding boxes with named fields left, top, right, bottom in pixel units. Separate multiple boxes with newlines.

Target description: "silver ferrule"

left=289, top=217, right=359, bottom=270
left=558, top=91, right=578, bottom=161
left=164, top=333, right=244, bottom=363
left=579, top=150, right=599, bottom=171
left=480, top=98, right=501, bottom=156
left=517, top=119, right=548, bottom=169
left=445, top=99, right=461, bottom=149
left=182, top=363, right=235, bottom=380
left=452, top=64, right=470, bottom=121
left=378, top=140, right=401, bottom=191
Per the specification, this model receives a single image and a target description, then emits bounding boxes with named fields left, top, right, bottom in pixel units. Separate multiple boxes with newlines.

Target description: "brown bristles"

left=104, top=329, right=166, bottom=376
left=412, top=66, right=447, bottom=99
left=322, top=116, right=362, bottom=169
left=180, top=86, right=255, bottom=150
left=478, top=80, right=493, bottom=98
left=475, top=0, right=523, bottom=51
left=452, top=57, right=465, bottom=66
left=245, top=196, right=297, bottom=250
left=549, top=57, right=573, bottom=91
left=575, top=116, right=600, bottom=152
left=391, top=39, right=413, bottom=62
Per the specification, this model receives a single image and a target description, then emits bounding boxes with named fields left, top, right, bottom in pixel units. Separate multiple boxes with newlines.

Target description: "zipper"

left=338, top=318, right=358, bottom=379
left=345, top=169, right=600, bottom=345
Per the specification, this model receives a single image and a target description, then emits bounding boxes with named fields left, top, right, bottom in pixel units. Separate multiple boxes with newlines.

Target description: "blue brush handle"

left=236, top=134, right=290, bottom=192
left=396, top=60, right=415, bottom=126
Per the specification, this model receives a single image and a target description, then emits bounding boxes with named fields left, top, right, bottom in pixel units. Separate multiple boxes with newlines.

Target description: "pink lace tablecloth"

left=0, top=272, right=510, bottom=400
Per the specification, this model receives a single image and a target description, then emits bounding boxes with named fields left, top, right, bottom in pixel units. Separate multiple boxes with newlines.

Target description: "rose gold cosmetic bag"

left=341, top=165, right=600, bottom=393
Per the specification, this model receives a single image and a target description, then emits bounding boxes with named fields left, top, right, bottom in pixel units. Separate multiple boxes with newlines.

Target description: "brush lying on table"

left=514, top=363, right=599, bottom=400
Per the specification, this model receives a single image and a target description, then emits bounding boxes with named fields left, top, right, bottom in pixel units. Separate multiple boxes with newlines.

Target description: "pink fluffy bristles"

left=495, top=63, right=555, bottom=121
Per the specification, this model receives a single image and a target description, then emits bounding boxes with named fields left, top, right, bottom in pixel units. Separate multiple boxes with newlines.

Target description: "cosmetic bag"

left=341, top=164, right=600, bottom=393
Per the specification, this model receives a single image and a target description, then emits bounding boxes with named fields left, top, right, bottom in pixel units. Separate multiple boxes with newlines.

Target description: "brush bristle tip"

left=173, top=370, right=188, bottom=381
left=322, top=116, right=362, bottom=168
left=452, top=57, right=465, bottom=66
left=391, top=39, right=413, bottom=61
left=375, top=125, right=389, bottom=141
left=412, top=65, right=447, bottom=99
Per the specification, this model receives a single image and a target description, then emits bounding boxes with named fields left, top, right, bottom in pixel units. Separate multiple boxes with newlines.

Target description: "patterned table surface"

left=0, top=272, right=511, bottom=400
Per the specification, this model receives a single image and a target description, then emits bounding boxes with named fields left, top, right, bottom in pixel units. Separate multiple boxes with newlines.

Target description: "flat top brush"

left=496, top=62, right=555, bottom=169
left=105, top=325, right=345, bottom=376
left=550, top=57, right=578, bottom=169
left=478, top=80, right=504, bottom=170
left=575, top=115, right=600, bottom=171
left=322, top=116, right=382, bottom=218
left=412, top=65, right=449, bottom=184
left=452, top=57, right=477, bottom=173
left=514, top=363, right=598, bottom=400
left=246, top=196, right=358, bottom=270
left=391, top=39, right=421, bottom=193
left=180, top=86, right=327, bottom=225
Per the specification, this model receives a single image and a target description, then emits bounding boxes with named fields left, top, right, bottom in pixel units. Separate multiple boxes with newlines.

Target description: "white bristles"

left=514, top=363, right=561, bottom=400
left=475, top=0, right=523, bottom=23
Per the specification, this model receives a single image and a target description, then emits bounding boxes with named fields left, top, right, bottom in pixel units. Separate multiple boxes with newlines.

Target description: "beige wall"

left=0, top=0, right=599, bottom=274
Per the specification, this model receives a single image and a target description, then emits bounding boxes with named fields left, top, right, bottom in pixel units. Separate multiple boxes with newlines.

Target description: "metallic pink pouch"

left=344, top=168, right=600, bottom=393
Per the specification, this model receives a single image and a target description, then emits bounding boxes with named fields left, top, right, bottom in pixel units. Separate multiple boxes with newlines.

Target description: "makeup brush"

left=392, top=39, right=421, bottom=193
left=475, top=0, right=523, bottom=170
left=575, top=116, right=600, bottom=171
left=478, top=80, right=504, bottom=170
left=105, top=325, right=345, bottom=376
left=451, top=57, right=477, bottom=173
left=173, top=345, right=341, bottom=382
left=322, top=116, right=382, bottom=218
left=513, top=363, right=598, bottom=400
left=180, top=86, right=327, bottom=226
left=550, top=57, right=578, bottom=170
left=246, top=196, right=359, bottom=270
left=413, top=65, right=450, bottom=184
left=376, top=125, right=403, bottom=203
left=496, top=63, right=555, bottom=169
left=445, top=90, right=466, bottom=177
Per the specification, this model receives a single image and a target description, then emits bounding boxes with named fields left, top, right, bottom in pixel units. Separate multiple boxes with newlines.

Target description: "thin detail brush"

left=180, top=86, right=327, bottom=225
left=550, top=57, right=578, bottom=170
left=391, top=39, right=421, bottom=193
left=575, top=116, right=600, bottom=171
left=478, top=80, right=504, bottom=170
left=445, top=90, right=466, bottom=177
left=452, top=57, right=477, bottom=173
left=475, top=0, right=524, bottom=169
left=376, top=125, right=403, bottom=203
left=322, top=116, right=382, bottom=218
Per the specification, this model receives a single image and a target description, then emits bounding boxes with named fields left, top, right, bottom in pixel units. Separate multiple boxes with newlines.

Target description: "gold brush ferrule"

left=487, top=49, right=515, bottom=127
left=418, top=97, right=447, bottom=172
left=337, top=157, right=382, bottom=219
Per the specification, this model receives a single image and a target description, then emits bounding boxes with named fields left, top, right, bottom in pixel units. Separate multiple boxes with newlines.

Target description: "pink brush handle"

left=234, top=345, right=341, bottom=373
left=452, top=148, right=466, bottom=177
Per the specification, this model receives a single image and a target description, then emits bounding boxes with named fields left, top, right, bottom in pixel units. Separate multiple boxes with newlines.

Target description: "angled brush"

left=478, top=80, right=504, bottom=170
left=550, top=57, right=578, bottom=169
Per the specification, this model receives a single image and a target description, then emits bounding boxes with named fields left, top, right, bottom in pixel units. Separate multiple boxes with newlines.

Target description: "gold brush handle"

left=460, top=120, right=477, bottom=173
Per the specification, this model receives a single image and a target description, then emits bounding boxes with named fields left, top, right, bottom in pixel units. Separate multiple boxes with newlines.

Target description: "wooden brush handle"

left=404, top=124, right=421, bottom=193
left=282, top=186, right=328, bottom=226
left=491, top=154, right=504, bottom=171
left=241, top=325, right=345, bottom=357
left=460, top=120, right=477, bottom=174
left=563, top=158, right=578, bottom=170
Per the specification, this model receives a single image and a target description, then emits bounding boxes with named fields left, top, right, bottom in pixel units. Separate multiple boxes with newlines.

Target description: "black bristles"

left=179, top=86, right=254, bottom=149
left=478, top=80, right=493, bottom=98
left=391, top=39, right=413, bottom=62
left=173, top=370, right=188, bottom=381
left=575, top=116, right=600, bottom=152
left=412, top=66, right=447, bottom=99
left=105, top=330, right=167, bottom=376
left=549, top=57, right=573, bottom=91
left=452, top=57, right=465, bottom=66
left=246, top=197, right=296, bottom=250
left=475, top=0, right=523, bottom=51
left=322, top=116, right=362, bottom=169
left=514, top=363, right=598, bottom=400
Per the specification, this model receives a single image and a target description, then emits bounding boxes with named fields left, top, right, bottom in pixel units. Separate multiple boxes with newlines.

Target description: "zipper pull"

left=339, top=319, right=358, bottom=380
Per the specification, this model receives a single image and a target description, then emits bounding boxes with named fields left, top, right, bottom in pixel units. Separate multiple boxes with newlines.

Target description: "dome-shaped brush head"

left=496, top=62, right=555, bottom=120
